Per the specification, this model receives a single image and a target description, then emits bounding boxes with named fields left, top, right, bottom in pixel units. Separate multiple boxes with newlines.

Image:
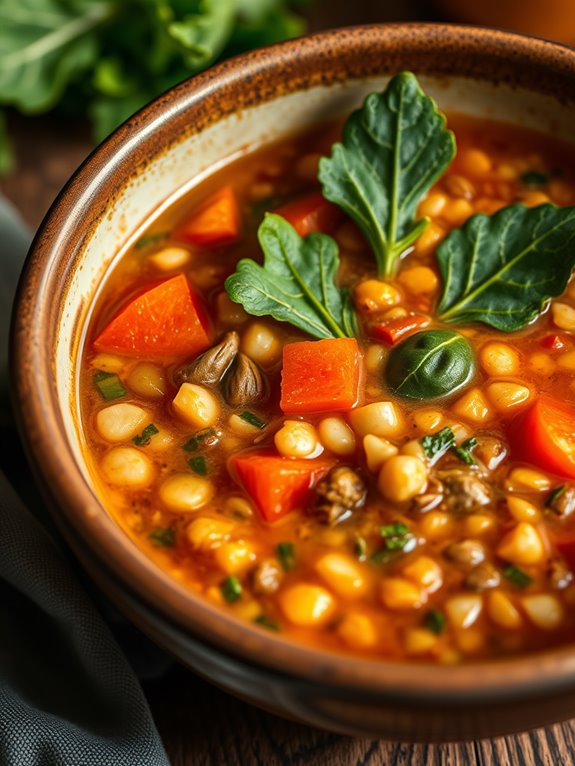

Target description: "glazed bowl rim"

left=12, top=22, right=575, bottom=703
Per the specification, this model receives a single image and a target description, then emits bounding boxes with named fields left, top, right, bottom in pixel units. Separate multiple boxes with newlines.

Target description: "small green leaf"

left=319, top=72, right=455, bottom=278
left=503, top=565, right=532, bottom=589
left=420, top=426, right=456, bottom=462
left=386, top=330, right=475, bottom=400
left=239, top=411, right=266, bottom=429
left=437, top=204, right=575, bottom=331
left=221, top=575, right=242, bottom=602
left=521, top=170, right=548, bottom=187
left=188, top=456, right=208, bottom=475
left=135, top=231, right=169, bottom=250
left=452, top=437, right=478, bottom=466
left=380, top=522, right=412, bottom=552
left=276, top=542, right=296, bottom=571
left=254, top=614, right=281, bottom=631
left=149, top=528, right=175, bottom=548
left=132, top=423, right=159, bottom=447
left=93, top=370, right=126, bottom=401
left=225, top=213, right=357, bottom=340
left=424, top=609, right=446, bottom=635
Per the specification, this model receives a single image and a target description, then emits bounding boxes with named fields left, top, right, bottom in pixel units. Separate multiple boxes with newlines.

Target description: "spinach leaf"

left=225, top=213, right=357, bottom=340
left=437, top=204, right=575, bottom=331
left=318, top=72, right=455, bottom=278
left=386, top=330, right=475, bottom=400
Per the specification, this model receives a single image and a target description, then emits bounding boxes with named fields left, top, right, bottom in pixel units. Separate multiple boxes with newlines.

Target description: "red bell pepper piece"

left=370, top=314, right=430, bottom=345
left=274, top=192, right=342, bottom=237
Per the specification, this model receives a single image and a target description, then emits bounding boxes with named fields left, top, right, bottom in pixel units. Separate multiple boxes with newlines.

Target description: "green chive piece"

left=546, top=485, right=566, bottom=508
left=132, top=423, right=159, bottom=446
left=424, top=609, right=446, bottom=635
left=221, top=576, right=242, bottom=602
left=182, top=428, right=219, bottom=452
left=134, top=231, right=169, bottom=250
left=452, top=437, right=478, bottom=466
left=369, top=547, right=398, bottom=565
left=420, top=427, right=455, bottom=461
left=276, top=542, right=296, bottom=571
left=375, top=522, right=415, bottom=558
left=188, top=456, right=208, bottom=476
left=254, top=614, right=281, bottom=631
left=239, top=411, right=266, bottom=429
left=521, top=170, right=548, bottom=187
left=93, top=370, right=126, bottom=401
left=503, top=565, right=532, bottom=589
left=354, top=536, right=367, bottom=562
left=149, top=528, right=175, bottom=547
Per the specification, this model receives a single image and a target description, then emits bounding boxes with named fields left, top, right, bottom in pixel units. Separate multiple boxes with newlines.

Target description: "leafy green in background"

left=0, top=0, right=309, bottom=169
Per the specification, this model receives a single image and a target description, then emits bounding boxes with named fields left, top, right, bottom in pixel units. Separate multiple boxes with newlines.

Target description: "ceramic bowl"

left=12, top=24, right=575, bottom=741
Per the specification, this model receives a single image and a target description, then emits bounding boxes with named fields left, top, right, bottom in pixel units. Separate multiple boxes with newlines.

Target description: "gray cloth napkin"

left=0, top=195, right=170, bottom=766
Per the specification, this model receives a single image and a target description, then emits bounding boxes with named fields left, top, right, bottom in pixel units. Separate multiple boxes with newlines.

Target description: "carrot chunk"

left=179, top=186, right=241, bottom=247
left=94, top=274, right=211, bottom=357
left=274, top=192, right=342, bottom=237
left=280, top=338, right=361, bottom=414
left=229, top=452, right=334, bottom=522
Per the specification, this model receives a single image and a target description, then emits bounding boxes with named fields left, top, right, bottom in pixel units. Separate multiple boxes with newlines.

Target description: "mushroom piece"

left=464, top=562, right=501, bottom=591
left=174, top=331, right=239, bottom=387
left=437, top=468, right=492, bottom=514
left=312, top=466, right=367, bottom=525
left=548, top=559, right=574, bottom=590
left=547, top=484, right=575, bottom=519
left=251, top=559, right=284, bottom=596
left=473, top=436, right=507, bottom=471
left=444, top=540, right=486, bottom=569
left=223, top=352, right=268, bottom=406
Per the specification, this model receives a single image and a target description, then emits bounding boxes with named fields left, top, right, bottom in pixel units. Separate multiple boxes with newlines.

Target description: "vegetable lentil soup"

left=81, top=73, right=575, bottom=663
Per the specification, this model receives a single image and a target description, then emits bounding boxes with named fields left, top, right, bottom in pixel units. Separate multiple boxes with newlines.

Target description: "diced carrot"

left=280, top=338, right=361, bottom=414
left=94, top=274, right=212, bottom=358
left=229, top=451, right=334, bottom=522
left=274, top=192, right=342, bottom=237
left=541, top=333, right=568, bottom=351
left=179, top=186, right=241, bottom=247
left=509, top=396, right=575, bottom=479
left=370, top=314, right=430, bottom=345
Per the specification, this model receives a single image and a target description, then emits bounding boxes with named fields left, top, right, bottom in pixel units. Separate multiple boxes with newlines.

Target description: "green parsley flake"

left=221, top=576, right=242, bottom=603
left=276, top=542, right=296, bottom=571
left=239, top=411, right=266, bottom=429
left=149, top=528, right=175, bottom=547
left=424, top=609, right=446, bottom=635
left=93, top=371, right=126, bottom=401
left=420, top=427, right=455, bottom=461
left=503, top=565, right=532, bottom=589
left=132, top=423, right=159, bottom=446
left=188, top=456, right=208, bottom=476
left=452, top=437, right=478, bottom=466
left=254, top=614, right=281, bottom=631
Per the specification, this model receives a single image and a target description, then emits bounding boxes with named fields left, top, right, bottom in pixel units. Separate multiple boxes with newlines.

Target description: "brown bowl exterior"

left=11, top=24, right=575, bottom=740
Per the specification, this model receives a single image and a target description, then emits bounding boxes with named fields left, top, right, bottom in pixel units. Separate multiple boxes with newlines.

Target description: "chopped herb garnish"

left=221, top=576, right=242, bottom=603
left=421, top=426, right=456, bottom=462
left=378, top=522, right=415, bottom=555
left=503, top=565, right=532, bottom=589
left=521, top=170, right=548, bottom=187
left=134, top=231, right=169, bottom=250
left=132, top=423, right=159, bottom=446
left=188, top=456, right=208, bottom=476
left=239, top=411, right=267, bottom=429
left=452, top=437, right=478, bottom=466
left=93, top=370, right=126, bottom=401
left=354, top=536, right=367, bottom=562
left=182, top=428, right=219, bottom=452
left=369, top=547, right=402, bottom=565
left=276, top=542, right=296, bottom=571
left=148, top=528, right=175, bottom=548
left=254, top=614, right=281, bottom=631
left=546, top=485, right=566, bottom=508
left=424, top=609, right=446, bottom=635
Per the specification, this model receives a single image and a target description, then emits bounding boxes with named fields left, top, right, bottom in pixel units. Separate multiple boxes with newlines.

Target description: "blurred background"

left=2, top=0, right=575, bottom=230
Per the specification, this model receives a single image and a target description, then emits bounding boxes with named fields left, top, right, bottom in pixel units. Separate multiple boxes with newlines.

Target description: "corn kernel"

left=186, top=516, right=235, bottom=551
left=452, top=388, right=493, bottom=424
left=318, top=417, right=356, bottom=456
left=404, top=628, right=438, bottom=655
left=354, top=279, right=401, bottom=312
left=445, top=594, right=482, bottom=629
left=397, top=266, right=439, bottom=295
left=462, top=514, right=495, bottom=537
left=381, top=578, right=426, bottom=610
left=479, top=342, right=520, bottom=376
left=274, top=420, right=321, bottom=459
left=521, top=594, right=564, bottom=630
left=279, top=584, right=336, bottom=627
left=172, top=383, right=219, bottom=428
left=485, top=382, right=531, bottom=412
left=497, top=523, right=545, bottom=565
left=402, top=556, right=443, bottom=593
left=420, top=512, right=455, bottom=540
left=348, top=401, right=403, bottom=439
left=315, top=553, right=368, bottom=599
left=413, top=222, right=446, bottom=256
left=337, top=612, right=378, bottom=649
left=506, top=467, right=551, bottom=492
left=506, top=496, right=542, bottom=523
left=378, top=455, right=427, bottom=502
left=214, top=541, right=256, bottom=575
left=488, top=591, right=522, bottom=629
left=413, top=409, right=444, bottom=433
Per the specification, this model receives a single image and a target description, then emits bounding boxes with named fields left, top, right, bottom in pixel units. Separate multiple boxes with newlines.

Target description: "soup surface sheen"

left=81, top=89, right=575, bottom=663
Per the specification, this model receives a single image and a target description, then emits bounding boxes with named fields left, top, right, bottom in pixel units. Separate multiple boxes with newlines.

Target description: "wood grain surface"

left=3, top=2, right=575, bottom=764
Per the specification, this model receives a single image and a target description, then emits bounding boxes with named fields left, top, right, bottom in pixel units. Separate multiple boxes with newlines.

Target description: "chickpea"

left=274, top=420, right=321, bottom=458
left=378, top=455, right=427, bottom=502
left=159, top=473, right=214, bottom=513
left=100, top=447, right=154, bottom=488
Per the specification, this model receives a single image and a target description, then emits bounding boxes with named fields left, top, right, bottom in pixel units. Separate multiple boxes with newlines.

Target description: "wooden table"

left=4, top=2, right=575, bottom=763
